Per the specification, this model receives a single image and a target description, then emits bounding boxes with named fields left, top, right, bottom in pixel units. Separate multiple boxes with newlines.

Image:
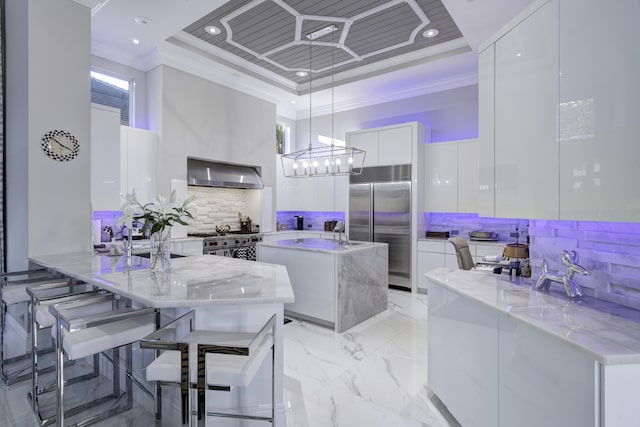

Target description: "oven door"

left=208, top=248, right=235, bottom=257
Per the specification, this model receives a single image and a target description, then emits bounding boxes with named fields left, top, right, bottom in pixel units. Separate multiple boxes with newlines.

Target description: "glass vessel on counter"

left=118, top=190, right=196, bottom=272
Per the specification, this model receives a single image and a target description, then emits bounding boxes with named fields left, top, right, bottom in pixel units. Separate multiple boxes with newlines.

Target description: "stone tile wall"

left=425, top=212, right=529, bottom=243
left=276, top=211, right=345, bottom=232
left=186, top=186, right=249, bottom=232
left=529, top=220, right=640, bottom=309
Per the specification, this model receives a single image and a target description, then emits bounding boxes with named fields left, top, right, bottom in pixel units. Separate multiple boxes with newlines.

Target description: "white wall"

left=150, top=65, right=277, bottom=197
left=295, top=84, right=478, bottom=150
left=6, top=0, right=92, bottom=270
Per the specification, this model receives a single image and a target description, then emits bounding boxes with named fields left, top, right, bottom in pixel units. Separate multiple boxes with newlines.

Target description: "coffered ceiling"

left=87, top=0, right=537, bottom=118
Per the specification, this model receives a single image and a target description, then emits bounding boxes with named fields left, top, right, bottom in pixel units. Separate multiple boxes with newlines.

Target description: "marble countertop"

left=425, top=268, right=640, bottom=365
left=29, top=252, right=294, bottom=308
left=417, top=237, right=506, bottom=246
left=258, top=238, right=387, bottom=254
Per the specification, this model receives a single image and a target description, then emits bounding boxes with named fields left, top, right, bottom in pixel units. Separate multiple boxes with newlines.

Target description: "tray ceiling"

left=180, top=0, right=463, bottom=88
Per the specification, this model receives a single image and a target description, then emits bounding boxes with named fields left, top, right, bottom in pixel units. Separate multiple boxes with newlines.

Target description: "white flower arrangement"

left=117, top=190, right=197, bottom=235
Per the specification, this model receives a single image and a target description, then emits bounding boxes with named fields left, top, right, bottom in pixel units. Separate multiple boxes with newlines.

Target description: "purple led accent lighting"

left=276, top=211, right=345, bottom=231
left=92, top=210, right=122, bottom=221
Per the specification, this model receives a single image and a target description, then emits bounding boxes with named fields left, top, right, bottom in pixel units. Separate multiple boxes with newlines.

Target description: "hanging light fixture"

left=281, top=25, right=365, bottom=177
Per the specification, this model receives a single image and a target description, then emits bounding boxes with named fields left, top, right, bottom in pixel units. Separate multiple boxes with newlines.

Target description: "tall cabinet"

left=91, top=104, right=121, bottom=210
left=120, top=126, right=157, bottom=205
left=479, top=0, right=640, bottom=222
left=479, top=0, right=559, bottom=219
left=558, top=0, right=640, bottom=222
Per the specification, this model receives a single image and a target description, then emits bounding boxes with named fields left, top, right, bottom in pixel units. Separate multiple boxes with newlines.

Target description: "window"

left=276, top=123, right=291, bottom=154
left=90, top=70, right=132, bottom=126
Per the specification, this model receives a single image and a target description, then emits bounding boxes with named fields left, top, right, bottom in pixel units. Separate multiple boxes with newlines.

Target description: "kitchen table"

left=29, top=252, right=294, bottom=426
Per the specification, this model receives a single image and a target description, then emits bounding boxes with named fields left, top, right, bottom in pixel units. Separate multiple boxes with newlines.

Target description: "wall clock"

left=41, top=130, right=80, bottom=161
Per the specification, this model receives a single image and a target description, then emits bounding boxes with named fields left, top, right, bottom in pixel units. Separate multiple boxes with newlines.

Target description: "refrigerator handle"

left=369, top=183, right=374, bottom=241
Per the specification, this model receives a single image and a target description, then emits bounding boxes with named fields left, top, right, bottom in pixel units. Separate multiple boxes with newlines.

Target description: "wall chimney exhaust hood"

left=187, top=158, right=264, bottom=189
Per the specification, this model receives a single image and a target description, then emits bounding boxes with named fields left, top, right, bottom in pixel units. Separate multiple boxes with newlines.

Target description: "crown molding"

left=295, top=71, right=478, bottom=120
left=71, top=0, right=110, bottom=15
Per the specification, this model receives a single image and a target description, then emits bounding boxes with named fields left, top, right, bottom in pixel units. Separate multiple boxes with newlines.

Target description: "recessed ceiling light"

left=423, top=28, right=440, bottom=38
left=134, top=16, right=150, bottom=25
left=290, top=100, right=297, bottom=104
left=296, top=71, right=308, bottom=77
left=205, top=25, right=222, bottom=35
left=132, top=38, right=140, bottom=45
left=305, top=24, right=338, bottom=40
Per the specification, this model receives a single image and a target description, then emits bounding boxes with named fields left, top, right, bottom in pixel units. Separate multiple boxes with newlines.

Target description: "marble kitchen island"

left=28, top=252, right=294, bottom=426
left=257, top=238, right=388, bottom=332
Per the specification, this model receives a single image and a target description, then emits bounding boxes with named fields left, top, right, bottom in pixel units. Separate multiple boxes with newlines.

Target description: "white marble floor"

left=0, top=289, right=451, bottom=426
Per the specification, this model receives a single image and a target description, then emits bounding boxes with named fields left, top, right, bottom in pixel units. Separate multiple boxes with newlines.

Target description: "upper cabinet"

left=423, top=139, right=478, bottom=213
left=558, top=0, right=640, bottom=222
left=479, top=0, right=640, bottom=222
left=91, top=105, right=121, bottom=211
left=275, top=155, right=347, bottom=212
left=120, top=126, right=157, bottom=205
left=347, top=124, right=414, bottom=167
left=480, top=0, right=559, bottom=220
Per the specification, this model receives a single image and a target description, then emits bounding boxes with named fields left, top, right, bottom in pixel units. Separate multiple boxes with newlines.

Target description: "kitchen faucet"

left=333, top=221, right=348, bottom=245
left=535, top=250, right=590, bottom=298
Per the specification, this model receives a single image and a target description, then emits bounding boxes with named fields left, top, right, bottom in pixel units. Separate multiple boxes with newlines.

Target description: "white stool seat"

left=146, top=330, right=273, bottom=387
left=62, top=315, right=154, bottom=361
left=2, top=279, right=69, bottom=305
left=38, top=300, right=114, bottom=329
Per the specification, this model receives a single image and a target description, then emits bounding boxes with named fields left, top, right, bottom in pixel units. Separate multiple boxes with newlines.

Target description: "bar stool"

left=1, top=269, right=75, bottom=385
left=141, top=310, right=276, bottom=426
left=50, top=298, right=157, bottom=426
left=448, top=237, right=475, bottom=270
left=27, top=287, right=115, bottom=418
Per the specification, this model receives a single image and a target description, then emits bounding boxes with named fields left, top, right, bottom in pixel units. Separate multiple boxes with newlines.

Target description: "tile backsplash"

left=187, top=186, right=250, bottom=232
left=425, top=212, right=529, bottom=243
left=276, top=211, right=345, bottom=231
left=529, top=220, right=640, bottom=310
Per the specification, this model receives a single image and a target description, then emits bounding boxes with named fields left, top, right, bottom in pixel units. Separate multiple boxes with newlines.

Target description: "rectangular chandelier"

left=281, top=145, right=366, bottom=177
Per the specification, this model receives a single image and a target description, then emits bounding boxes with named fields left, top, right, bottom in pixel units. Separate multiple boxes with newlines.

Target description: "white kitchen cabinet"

left=417, top=251, right=444, bottom=292
left=348, top=131, right=378, bottom=168
left=90, top=104, right=121, bottom=210
left=558, top=0, right=640, bottom=222
left=423, top=139, right=478, bottom=213
left=428, top=283, right=500, bottom=427
left=457, top=140, right=479, bottom=213
left=347, top=123, right=414, bottom=167
left=120, top=126, right=157, bottom=205
left=498, top=315, right=597, bottom=427
left=478, top=45, right=496, bottom=217
left=378, top=125, right=412, bottom=165
left=424, top=142, right=457, bottom=212
left=275, top=155, right=348, bottom=212
left=259, top=247, right=335, bottom=324
left=493, top=0, right=558, bottom=219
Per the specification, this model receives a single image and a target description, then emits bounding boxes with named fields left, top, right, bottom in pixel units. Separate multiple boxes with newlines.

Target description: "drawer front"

left=417, top=240, right=446, bottom=253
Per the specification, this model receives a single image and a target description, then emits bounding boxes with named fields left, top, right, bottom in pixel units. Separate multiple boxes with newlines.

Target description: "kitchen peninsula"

left=426, top=268, right=640, bottom=427
left=257, top=238, right=388, bottom=332
left=28, top=252, right=294, bottom=426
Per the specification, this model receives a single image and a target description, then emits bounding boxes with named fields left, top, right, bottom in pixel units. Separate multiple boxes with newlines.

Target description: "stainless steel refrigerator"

left=349, top=165, right=411, bottom=290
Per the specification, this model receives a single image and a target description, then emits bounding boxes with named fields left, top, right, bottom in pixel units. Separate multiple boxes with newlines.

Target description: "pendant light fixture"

left=281, top=25, right=365, bottom=178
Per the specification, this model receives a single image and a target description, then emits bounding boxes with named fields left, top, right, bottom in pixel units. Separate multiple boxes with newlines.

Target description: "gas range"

left=188, top=231, right=263, bottom=259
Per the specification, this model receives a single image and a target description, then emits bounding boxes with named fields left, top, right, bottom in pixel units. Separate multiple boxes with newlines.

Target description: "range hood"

left=187, top=158, right=264, bottom=189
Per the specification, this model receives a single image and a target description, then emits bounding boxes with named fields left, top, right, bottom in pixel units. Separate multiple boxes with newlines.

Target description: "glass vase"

left=149, top=228, right=171, bottom=272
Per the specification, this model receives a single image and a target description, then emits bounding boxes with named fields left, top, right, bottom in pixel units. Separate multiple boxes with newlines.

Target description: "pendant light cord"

left=331, top=29, right=335, bottom=148
left=308, top=38, right=312, bottom=151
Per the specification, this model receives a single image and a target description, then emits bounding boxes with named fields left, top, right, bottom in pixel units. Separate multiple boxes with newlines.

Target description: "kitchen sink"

left=135, top=252, right=187, bottom=259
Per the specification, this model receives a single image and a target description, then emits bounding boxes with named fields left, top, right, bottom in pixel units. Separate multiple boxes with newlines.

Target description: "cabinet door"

left=559, top=0, right=640, bottom=221
left=275, top=156, right=297, bottom=211
left=348, top=131, right=378, bottom=167
left=424, top=142, right=458, bottom=212
left=494, top=1, right=559, bottom=219
left=478, top=45, right=496, bottom=217
left=378, top=125, right=412, bottom=165
left=91, top=105, right=121, bottom=210
left=121, top=126, right=157, bottom=205
left=458, top=140, right=479, bottom=213
left=417, top=251, right=445, bottom=292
